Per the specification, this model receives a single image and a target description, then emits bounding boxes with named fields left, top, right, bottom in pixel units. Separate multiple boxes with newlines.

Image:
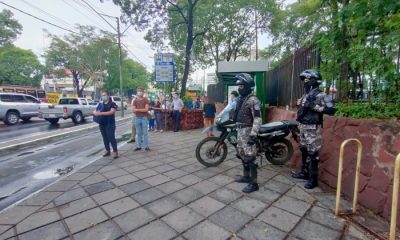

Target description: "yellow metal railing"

left=389, top=153, right=400, bottom=240
left=335, top=138, right=362, bottom=216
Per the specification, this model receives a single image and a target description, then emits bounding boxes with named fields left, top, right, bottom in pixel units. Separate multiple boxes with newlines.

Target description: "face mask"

left=101, top=96, right=107, bottom=102
left=231, top=96, right=236, bottom=102
left=304, top=82, right=312, bottom=93
left=137, top=92, right=144, bottom=97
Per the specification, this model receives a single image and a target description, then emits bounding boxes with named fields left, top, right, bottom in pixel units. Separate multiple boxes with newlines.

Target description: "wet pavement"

left=0, top=129, right=391, bottom=240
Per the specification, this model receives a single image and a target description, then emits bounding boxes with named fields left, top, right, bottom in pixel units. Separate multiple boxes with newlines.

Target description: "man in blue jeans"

left=170, top=92, right=184, bottom=132
left=132, top=87, right=150, bottom=151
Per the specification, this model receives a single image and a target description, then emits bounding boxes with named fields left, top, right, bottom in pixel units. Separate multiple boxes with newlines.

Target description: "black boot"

left=242, top=161, right=259, bottom=193
left=291, top=147, right=310, bottom=180
left=304, top=152, right=319, bottom=189
left=235, top=160, right=251, bottom=183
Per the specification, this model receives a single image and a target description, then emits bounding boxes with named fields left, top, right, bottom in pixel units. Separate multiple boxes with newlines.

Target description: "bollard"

left=335, top=138, right=362, bottom=216
left=389, top=153, right=400, bottom=240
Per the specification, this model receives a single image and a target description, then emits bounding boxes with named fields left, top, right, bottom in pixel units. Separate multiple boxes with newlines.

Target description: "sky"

left=0, top=0, right=280, bottom=79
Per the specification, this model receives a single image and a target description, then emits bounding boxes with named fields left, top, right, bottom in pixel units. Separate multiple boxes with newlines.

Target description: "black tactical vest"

left=297, top=89, right=323, bottom=125
left=235, top=95, right=254, bottom=125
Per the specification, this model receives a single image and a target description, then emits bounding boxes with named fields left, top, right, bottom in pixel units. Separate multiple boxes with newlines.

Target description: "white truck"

left=38, top=97, right=97, bottom=124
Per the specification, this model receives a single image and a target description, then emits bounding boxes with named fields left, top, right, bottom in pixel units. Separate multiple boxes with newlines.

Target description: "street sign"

left=155, top=53, right=174, bottom=82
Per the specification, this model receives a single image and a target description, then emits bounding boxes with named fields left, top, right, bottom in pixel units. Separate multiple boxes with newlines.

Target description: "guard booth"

left=216, top=60, right=270, bottom=122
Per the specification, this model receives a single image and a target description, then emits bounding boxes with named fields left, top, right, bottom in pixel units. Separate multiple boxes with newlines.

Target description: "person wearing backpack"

left=291, top=69, right=335, bottom=189
left=93, top=91, right=118, bottom=159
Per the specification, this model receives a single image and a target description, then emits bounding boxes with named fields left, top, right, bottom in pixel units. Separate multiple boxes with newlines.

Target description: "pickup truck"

left=38, top=97, right=97, bottom=124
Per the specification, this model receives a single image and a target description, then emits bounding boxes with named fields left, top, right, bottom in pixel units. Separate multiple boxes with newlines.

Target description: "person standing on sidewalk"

left=152, top=97, right=163, bottom=132
left=132, top=87, right=150, bottom=151
left=291, top=69, right=335, bottom=189
left=233, top=73, right=262, bottom=193
left=93, top=91, right=118, bottom=159
left=202, top=97, right=216, bottom=137
left=170, top=92, right=184, bottom=132
left=127, top=95, right=136, bottom=143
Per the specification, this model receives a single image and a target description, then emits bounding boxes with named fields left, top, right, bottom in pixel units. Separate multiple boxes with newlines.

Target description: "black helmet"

left=235, top=73, right=255, bottom=96
left=299, top=69, right=322, bottom=81
left=299, top=69, right=322, bottom=88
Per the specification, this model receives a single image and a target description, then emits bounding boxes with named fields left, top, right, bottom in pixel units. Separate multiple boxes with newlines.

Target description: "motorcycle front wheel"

left=195, top=137, right=228, bottom=167
left=265, top=138, right=294, bottom=165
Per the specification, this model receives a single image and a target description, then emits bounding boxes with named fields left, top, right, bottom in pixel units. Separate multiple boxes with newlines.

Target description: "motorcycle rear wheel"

left=265, top=138, right=293, bottom=165
left=195, top=137, right=228, bottom=167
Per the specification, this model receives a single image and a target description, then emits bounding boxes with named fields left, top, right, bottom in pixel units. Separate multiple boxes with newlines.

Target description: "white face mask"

left=137, top=92, right=144, bottom=97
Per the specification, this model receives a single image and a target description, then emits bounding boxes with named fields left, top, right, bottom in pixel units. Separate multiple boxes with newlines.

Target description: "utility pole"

left=255, top=10, right=258, bottom=60
left=116, top=17, right=124, bottom=117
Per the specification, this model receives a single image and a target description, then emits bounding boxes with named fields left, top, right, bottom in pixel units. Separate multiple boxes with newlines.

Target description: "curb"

left=0, top=116, right=132, bottom=154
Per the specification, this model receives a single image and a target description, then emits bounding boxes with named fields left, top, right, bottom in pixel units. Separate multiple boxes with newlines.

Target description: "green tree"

left=0, top=45, right=43, bottom=86
left=103, top=58, right=149, bottom=93
left=45, top=26, right=120, bottom=97
left=109, top=0, right=206, bottom=98
left=0, top=9, right=22, bottom=46
left=266, top=0, right=400, bottom=103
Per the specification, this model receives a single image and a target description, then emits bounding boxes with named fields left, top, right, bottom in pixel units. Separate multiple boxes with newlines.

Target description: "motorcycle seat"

left=259, top=122, right=287, bottom=134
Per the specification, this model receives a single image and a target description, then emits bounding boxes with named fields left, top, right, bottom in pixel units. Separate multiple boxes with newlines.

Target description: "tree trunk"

left=180, top=2, right=194, bottom=98
left=71, top=70, right=81, bottom=97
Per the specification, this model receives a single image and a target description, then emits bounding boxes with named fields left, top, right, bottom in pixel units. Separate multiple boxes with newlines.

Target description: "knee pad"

left=242, top=155, right=256, bottom=163
left=300, top=146, right=308, bottom=154
left=308, top=151, right=319, bottom=161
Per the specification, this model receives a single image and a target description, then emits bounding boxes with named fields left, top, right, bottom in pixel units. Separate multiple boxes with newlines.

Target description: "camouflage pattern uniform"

left=236, top=96, right=262, bottom=158
left=294, top=88, right=331, bottom=188
left=235, top=94, right=262, bottom=189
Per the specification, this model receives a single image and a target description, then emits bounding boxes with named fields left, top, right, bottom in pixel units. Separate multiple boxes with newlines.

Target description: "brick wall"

left=266, top=106, right=400, bottom=225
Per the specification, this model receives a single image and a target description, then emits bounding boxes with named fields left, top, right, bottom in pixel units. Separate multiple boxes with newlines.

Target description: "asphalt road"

left=0, top=119, right=132, bottom=212
left=0, top=111, right=129, bottom=142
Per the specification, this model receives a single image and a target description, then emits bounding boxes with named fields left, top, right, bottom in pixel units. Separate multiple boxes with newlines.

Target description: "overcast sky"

left=0, top=0, right=277, bottom=76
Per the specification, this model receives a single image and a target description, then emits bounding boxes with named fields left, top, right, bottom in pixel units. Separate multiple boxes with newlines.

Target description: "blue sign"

left=155, top=53, right=174, bottom=82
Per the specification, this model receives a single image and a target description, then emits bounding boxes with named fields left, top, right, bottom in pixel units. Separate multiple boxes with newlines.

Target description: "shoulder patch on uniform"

left=254, top=104, right=260, bottom=111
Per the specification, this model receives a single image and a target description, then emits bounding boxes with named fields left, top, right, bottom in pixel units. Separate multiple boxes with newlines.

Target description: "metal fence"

left=266, top=45, right=320, bottom=107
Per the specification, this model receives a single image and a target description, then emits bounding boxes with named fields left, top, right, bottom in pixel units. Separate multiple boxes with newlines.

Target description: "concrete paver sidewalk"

left=0, top=130, right=380, bottom=240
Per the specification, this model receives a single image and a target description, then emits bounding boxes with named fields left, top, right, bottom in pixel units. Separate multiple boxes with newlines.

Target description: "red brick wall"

left=266, top=106, right=400, bottom=224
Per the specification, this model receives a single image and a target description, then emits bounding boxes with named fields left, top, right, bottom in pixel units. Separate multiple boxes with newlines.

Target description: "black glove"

left=247, top=135, right=257, bottom=146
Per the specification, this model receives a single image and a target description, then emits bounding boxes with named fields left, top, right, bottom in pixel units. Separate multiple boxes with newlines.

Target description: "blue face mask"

left=101, top=96, right=107, bottom=102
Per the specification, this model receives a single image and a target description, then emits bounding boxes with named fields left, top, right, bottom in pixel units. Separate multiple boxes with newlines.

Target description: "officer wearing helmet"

left=233, top=73, right=262, bottom=193
left=291, top=69, right=334, bottom=189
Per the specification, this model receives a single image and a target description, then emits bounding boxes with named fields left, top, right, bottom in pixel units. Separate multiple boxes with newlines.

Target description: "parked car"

left=38, top=97, right=96, bottom=124
left=110, top=96, right=127, bottom=110
left=0, top=93, right=52, bottom=125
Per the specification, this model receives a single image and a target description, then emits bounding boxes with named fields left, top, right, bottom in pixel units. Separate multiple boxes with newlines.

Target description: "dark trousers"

left=155, top=112, right=162, bottom=130
left=172, top=110, right=180, bottom=131
left=99, top=123, right=117, bottom=152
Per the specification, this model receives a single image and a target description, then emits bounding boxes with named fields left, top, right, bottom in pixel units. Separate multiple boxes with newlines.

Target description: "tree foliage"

left=109, top=0, right=205, bottom=98
left=0, top=9, right=22, bottom=46
left=267, top=0, right=400, bottom=104
left=45, top=26, right=120, bottom=96
left=0, top=45, right=43, bottom=86
left=45, top=25, right=149, bottom=97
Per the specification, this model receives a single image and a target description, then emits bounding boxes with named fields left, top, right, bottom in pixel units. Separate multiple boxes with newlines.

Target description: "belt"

left=236, top=123, right=252, bottom=129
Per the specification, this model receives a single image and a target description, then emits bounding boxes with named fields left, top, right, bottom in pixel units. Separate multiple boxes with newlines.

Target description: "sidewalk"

left=0, top=129, right=380, bottom=240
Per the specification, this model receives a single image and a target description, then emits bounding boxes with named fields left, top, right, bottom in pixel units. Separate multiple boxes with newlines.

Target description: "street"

left=0, top=111, right=128, bottom=143
left=0, top=117, right=131, bottom=212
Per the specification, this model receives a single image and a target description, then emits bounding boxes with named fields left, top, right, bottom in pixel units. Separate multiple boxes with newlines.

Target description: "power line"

left=62, top=0, right=106, bottom=30
left=121, top=43, right=151, bottom=69
left=80, top=0, right=117, bottom=32
left=0, top=1, right=79, bottom=34
left=20, top=0, right=75, bottom=30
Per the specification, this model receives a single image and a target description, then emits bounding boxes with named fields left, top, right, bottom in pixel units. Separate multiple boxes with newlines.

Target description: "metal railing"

left=389, top=153, right=400, bottom=240
left=335, top=138, right=363, bottom=216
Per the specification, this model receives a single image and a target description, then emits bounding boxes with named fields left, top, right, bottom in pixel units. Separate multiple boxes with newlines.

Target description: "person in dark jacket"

left=93, top=91, right=118, bottom=159
left=202, top=96, right=216, bottom=137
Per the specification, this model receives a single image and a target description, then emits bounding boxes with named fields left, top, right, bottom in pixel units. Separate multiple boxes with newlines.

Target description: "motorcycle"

left=195, top=104, right=299, bottom=167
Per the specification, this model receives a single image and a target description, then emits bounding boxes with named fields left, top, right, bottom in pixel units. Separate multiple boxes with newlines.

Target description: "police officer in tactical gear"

left=234, top=73, right=262, bottom=193
left=292, top=69, right=334, bottom=189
